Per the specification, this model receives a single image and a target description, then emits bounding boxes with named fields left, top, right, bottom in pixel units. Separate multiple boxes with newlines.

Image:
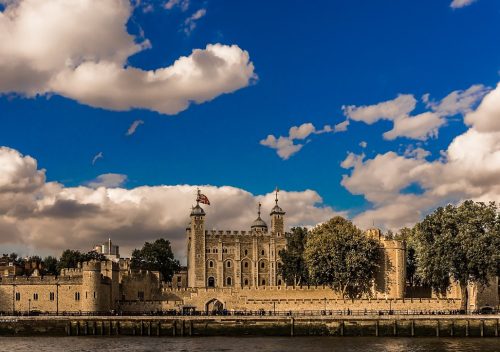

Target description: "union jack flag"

left=197, top=193, right=210, bottom=205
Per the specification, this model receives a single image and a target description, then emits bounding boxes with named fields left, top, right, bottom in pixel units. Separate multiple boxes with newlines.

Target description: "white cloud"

left=86, top=173, right=127, bottom=189
left=341, top=83, right=500, bottom=230
left=183, top=8, right=206, bottom=35
left=450, top=0, right=477, bottom=9
left=260, top=122, right=344, bottom=160
left=359, top=141, right=367, bottom=148
left=92, top=152, right=103, bottom=165
left=0, top=0, right=255, bottom=115
left=334, top=119, right=349, bottom=132
left=164, top=0, right=189, bottom=11
left=126, top=119, right=144, bottom=136
left=342, top=85, right=487, bottom=140
left=0, top=146, right=343, bottom=261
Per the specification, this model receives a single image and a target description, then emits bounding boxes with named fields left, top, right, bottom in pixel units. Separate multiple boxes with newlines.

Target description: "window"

left=261, top=250, right=265, bottom=256
left=226, top=261, right=231, bottom=268
left=15, top=292, right=20, bottom=301
left=138, top=291, right=145, bottom=301
left=261, top=279, right=266, bottom=286
left=260, top=262, right=265, bottom=269
left=49, top=292, right=55, bottom=301
left=226, top=277, right=232, bottom=285
left=244, top=249, right=248, bottom=256
left=208, top=277, right=215, bottom=287
left=94, top=292, right=96, bottom=299
left=244, top=279, right=249, bottom=286
left=206, top=248, right=211, bottom=253
left=244, top=262, right=249, bottom=268
left=75, top=292, right=80, bottom=301
left=214, top=248, right=218, bottom=253
left=277, top=279, right=282, bottom=286
left=209, top=260, right=214, bottom=268
left=177, top=276, right=182, bottom=282
left=33, top=293, right=38, bottom=301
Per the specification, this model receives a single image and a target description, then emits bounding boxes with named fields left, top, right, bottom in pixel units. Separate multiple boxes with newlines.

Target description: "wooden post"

left=180, top=320, right=185, bottom=337
left=116, top=321, right=120, bottom=335
left=157, top=322, right=161, bottom=336
left=76, top=321, right=80, bottom=336
left=100, top=321, right=104, bottom=336
left=450, top=321, right=454, bottom=337
left=140, top=321, right=144, bottom=336
left=108, top=321, right=112, bottom=336
left=189, top=321, right=193, bottom=336
left=466, top=320, right=470, bottom=337
left=495, top=319, right=499, bottom=337
left=290, top=318, right=294, bottom=337
left=84, top=321, right=88, bottom=336
left=132, top=322, right=136, bottom=336
left=66, top=322, right=71, bottom=336
left=436, top=320, right=439, bottom=337
left=393, top=320, right=397, bottom=337
left=340, top=320, right=344, bottom=336
left=375, top=320, right=379, bottom=337
left=411, top=320, right=415, bottom=337
left=148, top=321, right=152, bottom=336
left=480, top=320, right=484, bottom=337
left=173, top=321, right=177, bottom=337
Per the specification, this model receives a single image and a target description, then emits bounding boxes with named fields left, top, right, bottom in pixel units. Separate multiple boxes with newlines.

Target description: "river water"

left=0, top=336, right=498, bottom=352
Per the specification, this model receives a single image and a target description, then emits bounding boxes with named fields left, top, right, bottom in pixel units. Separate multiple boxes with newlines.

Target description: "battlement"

left=205, top=229, right=272, bottom=237
left=59, top=267, right=83, bottom=276
left=0, top=274, right=82, bottom=285
left=82, top=260, right=102, bottom=271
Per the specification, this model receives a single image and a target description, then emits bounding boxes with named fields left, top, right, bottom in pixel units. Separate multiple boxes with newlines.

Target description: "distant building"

left=94, top=239, right=120, bottom=262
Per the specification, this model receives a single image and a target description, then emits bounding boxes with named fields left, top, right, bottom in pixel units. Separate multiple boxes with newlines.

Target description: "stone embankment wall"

left=0, top=315, right=498, bottom=337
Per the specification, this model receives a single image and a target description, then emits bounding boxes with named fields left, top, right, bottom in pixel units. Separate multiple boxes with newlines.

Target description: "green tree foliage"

left=278, top=227, right=309, bottom=286
left=42, top=256, right=59, bottom=275
left=8, top=253, right=25, bottom=266
left=304, top=216, right=380, bottom=298
left=413, top=200, right=500, bottom=311
left=130, top=238, right=180, bottom=282
left=57, top=249, right=106, bottom=271
left=395, top=227, right=421, bottom=295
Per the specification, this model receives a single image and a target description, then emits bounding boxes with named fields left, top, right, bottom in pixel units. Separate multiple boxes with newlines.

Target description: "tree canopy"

left=278, top=227, right=309, bottom=286
left=130, top=238, right=180, bottom=281
left=413, top=200, right=500, bottom=311
left=57, top=249, right=106, bottom=272
left=304, top=216, right=380, bottom=298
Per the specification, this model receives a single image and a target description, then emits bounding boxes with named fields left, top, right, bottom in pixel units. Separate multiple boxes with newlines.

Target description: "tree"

left=57, top=249, right=106, bottom=271
left=304, top=216, right=380, bottom=298
left=43, top=256, right=59, bottom=275
left=395, top=227, right=421, bottom=295
left=130, top=238, right=180, bottom=282
left=413, top=201, right=500, bottom=311
left=278, top=227, right=309, bottom=286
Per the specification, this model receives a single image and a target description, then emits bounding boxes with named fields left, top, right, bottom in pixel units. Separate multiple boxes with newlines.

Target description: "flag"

left=197, top=193, right=210, bottom=205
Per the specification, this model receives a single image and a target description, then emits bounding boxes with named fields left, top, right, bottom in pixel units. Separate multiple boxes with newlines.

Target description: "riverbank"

left=0, top=315, right=499, bottom=337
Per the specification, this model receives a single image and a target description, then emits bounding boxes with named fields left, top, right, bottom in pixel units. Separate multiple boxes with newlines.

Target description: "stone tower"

left=81, top=260, right=103, bottom=312
left=270, top=188, right=285, bottom=236
left=187, top=193, right=206, bottom=288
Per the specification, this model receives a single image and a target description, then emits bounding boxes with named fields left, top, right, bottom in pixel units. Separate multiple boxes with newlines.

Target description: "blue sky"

left=1, top=0, right=500, bottom=256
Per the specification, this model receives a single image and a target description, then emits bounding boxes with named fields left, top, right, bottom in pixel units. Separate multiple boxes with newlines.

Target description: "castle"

left=0, top=189, right=497, bottom=314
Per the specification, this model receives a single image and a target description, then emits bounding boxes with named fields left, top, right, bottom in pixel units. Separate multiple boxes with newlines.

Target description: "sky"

left=1, top=0, right=500, bottom=261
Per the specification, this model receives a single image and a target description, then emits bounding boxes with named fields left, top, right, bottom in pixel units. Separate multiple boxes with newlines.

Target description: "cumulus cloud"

left=126, top=119, right=144, bottom=136
left=343, top=85, right=488, bottom=140
left=450, top=0, right=477, bottom=9
left=86, top=174, right=128, bottom=189
left=260, top=122, right=343, bottom=160
left=341, top=83, right=500, bottom=230
left=0, top=0, right=255, bottom=115
left=92, top=152, right=104, bottom=165
left=359, top=141, right=367, bottom=148
left=183, top=8, right=206, bottom=35
left=0, top=146, right=342, bottom=261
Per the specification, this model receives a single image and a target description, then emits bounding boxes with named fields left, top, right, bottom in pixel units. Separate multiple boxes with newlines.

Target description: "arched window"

left=261, top=250, right=265, bottom=256
left=261, top=279, right=266, bottom=286
left=244, top=279, right=249, bottom=286
left=226, top=261, right=231, bottom=268
left=244, top=261, right=249, bottom=268
left=244, top=249, right=248, bottom=256
left=226, top=277, right=232, bottom=285
left=277, top=279, right=282, bottom=286
left=208, top=260, right=214, bottom=268
left=260, top=262, right=265, bottom=269
left=207, top=277, right=215, bottom=287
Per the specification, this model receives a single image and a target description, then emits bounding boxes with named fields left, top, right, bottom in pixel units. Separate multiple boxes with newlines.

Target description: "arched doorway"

left=206, top=298, right=224, bottom=314
left=207, top=277, right=215, bottom=288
